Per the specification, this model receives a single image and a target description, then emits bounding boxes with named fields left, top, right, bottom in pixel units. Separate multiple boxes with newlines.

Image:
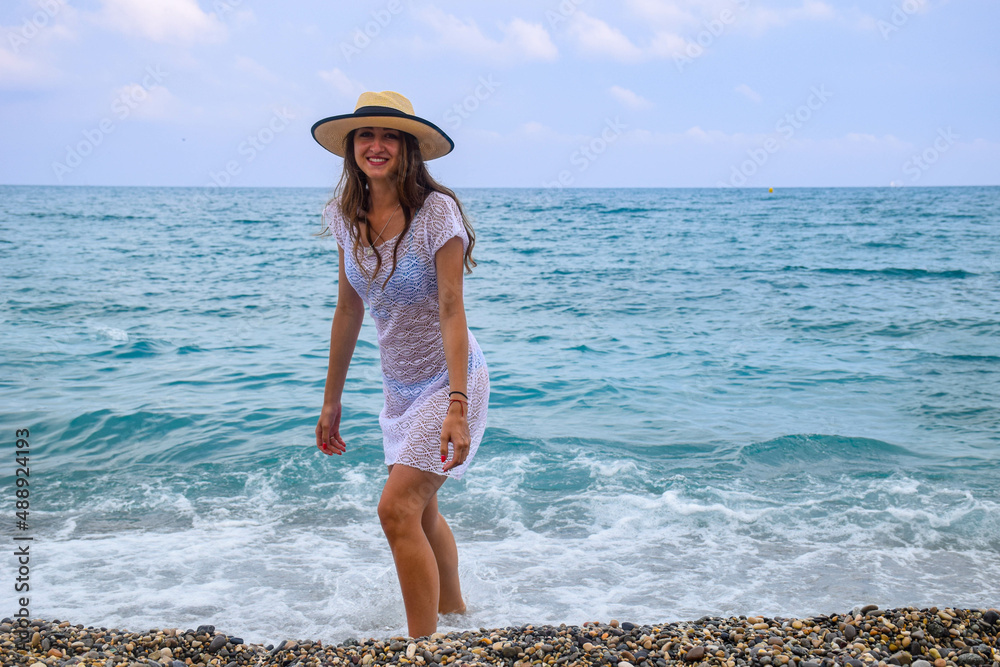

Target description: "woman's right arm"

left=316, top=243, right=365, bottom=456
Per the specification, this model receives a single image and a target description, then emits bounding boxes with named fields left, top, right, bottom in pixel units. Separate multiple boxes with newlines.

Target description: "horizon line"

left=2, top=183, right=998, bottom=190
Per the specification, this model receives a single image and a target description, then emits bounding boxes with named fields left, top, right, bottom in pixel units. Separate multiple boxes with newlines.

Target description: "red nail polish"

left=441, top=455, right=447, bottom=462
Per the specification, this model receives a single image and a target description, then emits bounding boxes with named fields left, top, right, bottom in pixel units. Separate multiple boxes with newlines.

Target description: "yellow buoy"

left=768, top=187, right=774, bottom=193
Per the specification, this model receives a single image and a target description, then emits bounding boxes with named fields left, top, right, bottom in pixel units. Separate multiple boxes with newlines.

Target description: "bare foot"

left=440, top=601, right=467, bottom=615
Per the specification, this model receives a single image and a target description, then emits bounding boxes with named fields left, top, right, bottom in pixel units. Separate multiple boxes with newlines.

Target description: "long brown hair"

left=316, top=129, right=477, bottom=291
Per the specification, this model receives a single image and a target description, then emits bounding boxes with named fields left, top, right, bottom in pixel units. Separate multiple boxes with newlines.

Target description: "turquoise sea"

left=1, top=185, right=998, bottom=643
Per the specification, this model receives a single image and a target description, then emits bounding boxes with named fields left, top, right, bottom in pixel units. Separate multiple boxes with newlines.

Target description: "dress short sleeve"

left=423, top=192, right=469, bottom=257
left=323, top=200, right=346, bottom=248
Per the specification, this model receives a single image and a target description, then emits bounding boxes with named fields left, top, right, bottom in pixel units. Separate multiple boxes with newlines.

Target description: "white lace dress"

left=323, top=191, right=489, bottom=479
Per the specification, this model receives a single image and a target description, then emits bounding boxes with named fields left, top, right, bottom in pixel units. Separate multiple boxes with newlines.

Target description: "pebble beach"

left=4, top=607, right=998, bottom=667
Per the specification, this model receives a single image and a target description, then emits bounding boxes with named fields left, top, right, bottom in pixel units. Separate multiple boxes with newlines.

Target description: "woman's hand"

left=441, top=402, right=471, bottom=473
left=316, top=401, right=347, bottom=456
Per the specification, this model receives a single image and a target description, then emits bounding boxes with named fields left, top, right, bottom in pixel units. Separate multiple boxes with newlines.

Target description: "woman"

left=311, top=91, right=489, bottom=637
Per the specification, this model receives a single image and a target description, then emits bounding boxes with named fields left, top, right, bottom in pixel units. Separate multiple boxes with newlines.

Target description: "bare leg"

left=421, top=493, right=467, bottom=614
left=378, top=464, right=447, bottom=637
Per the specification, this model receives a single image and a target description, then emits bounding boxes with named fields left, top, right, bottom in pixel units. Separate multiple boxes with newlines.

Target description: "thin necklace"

left=364, top=202, right=401, bottom=258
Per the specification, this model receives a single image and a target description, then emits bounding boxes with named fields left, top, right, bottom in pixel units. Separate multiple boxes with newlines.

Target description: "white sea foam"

left=11, top=451, right=1000, bottom=645
left=92, top=324, right=129, bottom=342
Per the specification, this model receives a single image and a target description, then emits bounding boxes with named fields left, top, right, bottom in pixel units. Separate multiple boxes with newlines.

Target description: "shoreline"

left=4, top=607, right=997, bottom=667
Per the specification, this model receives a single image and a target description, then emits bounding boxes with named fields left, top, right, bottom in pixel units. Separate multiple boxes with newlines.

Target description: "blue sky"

left=1, top=0, right=997, bottom=188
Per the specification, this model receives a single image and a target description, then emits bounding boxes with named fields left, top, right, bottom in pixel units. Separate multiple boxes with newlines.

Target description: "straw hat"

left=311, top=91, right=454, bottom=161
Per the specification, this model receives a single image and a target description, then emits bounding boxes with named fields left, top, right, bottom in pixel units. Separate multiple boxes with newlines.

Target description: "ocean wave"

left=737, top=434, right=917, bottom=466
left=806, top=267, right=976, bottom=279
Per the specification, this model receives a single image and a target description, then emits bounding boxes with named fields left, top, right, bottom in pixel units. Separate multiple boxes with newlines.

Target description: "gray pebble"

left=927, top=622, right=949, bottom=639
left=684, top=646, right=706, bottom=661
left=207, top=634, right=227, bottom=653
left=913, top=660, right=932, bottom=667
left=891, top=651, right=913, bottom=665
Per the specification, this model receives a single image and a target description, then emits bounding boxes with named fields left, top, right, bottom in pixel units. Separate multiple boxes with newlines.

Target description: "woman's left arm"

left=436, top=235, right=471, bottom=473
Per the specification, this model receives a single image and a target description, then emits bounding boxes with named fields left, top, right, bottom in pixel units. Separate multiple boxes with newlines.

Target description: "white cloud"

left=564, top=10, right=694, bottom=62
left=836, top=132, right=911, bottom=152
left=221, top=7, right=256, bottom=29
left=348, top=119, right=1000, bottom=187
left=0, top=45, right=60, bottom=88
left=518, top=121, right=548, bottom=135
left=3, top=14, right=77, bottom=50
left=610, top=85, right=653, bottom=110
left=648, top=31, right=690, bottom=58
left=852, top=13, right=879, bottom=32
left=625, top=0, right=701, bottom=31
left=677, top=125, right=738, bottom=144
left=95, top=0, right=227, bottom=44
left=622, top=127, right=921, bottom=154
left=740, top=0, right=837, bottom=34
left=235, top=56, right=280, bottom=85
left=318, top=68, right=365, bottom=100
left=735, top=83, right=762, bottom=103
left=567, top=11, right=644, bottom=62
left=0, top=3, right=79, bottom=89
left=471, top=121, right=602, bottom=145
left=852, top=0, right=932, bottom=37
left=624, top=0, right=838, bottom=44
left=423, top=3, right=838, bottom=66
left=414, top=7, right=557, bottom=63
left=110, top=82, right=181, bottom=120
left=501, top=18, right=559, bottom=61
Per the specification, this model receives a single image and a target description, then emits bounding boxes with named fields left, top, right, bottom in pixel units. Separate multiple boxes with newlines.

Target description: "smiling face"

left=353, top=126, right=402, bottom=182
